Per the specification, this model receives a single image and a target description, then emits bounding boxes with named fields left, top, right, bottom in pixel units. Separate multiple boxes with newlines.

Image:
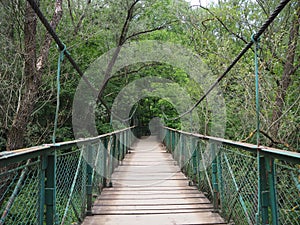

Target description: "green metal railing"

left=0, top=126, right=298, bottom=225
left=163, top=127, right=300, bottom=225
left=0, top=127, right=135, bottom=225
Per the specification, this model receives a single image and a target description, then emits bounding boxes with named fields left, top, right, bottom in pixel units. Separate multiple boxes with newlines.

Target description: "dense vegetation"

left=0, top=0, right=299, bottom=151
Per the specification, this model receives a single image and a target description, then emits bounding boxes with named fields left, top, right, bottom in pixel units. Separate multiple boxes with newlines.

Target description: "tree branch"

left=125, top=21, right=176, bottom=41
left=36, top=0, right=63, bottom=72
left=267, top=94, right=300, bottom=133
left=199, top=5, right=248, bottom=44
left=67, top=0, right=75, bottom=28
left=73, top=0, right=92, bottom=35
left=119, top=0, right=140, bottom=46
left=241, top=129, right=295, bottom=151
left=255, top=0, right=269, bottom=16
left=113, top=62, right=163, bottom=79
left=97, top=0, right=140, bottom=101
left=270, top=2, right=300, bottom=138
left=291, top=61, right=300, bottom=75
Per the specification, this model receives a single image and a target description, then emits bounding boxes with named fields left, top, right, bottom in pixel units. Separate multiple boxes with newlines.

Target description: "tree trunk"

left=6, top=2, right=38, bottom=151
left=6, top=1, right=63, bottom=150
left=270, top=1, right=300, bottom=140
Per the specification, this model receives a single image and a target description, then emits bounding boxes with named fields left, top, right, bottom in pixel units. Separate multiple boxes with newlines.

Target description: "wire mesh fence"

left=164, top=127, right=300, bottom=225
left=56, top=149, right=86, bottom=224
left=219, top=147, right=258, bottom=225
left=276, top=161, right=300, bottom=225
left=0, top=127, right=298, bottom=224
left=0, top=127, right=134, bottom=225
left=0, top=160, right=41, bottom=225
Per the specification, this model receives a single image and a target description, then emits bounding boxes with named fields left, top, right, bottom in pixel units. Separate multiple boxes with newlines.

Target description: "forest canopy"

left=0, top=0, right=299, bottom=151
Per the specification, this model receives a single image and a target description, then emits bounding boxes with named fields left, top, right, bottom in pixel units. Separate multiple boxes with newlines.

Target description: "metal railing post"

left=258, top=155, right=279, bottom=225
left=86, top=145, right=93, bottom=216
left=188, top=137, right=192, bottom=176
left=258, top=154, right=269, bottom=224
left=120, top=132, right=124, bottom=162
left=115, top=133, right=119, bottom=166
left=217, top=151, right=224, bottom=211
left=266, top=156, right=279, bottom=225
left=119, top=133, right=123, bottom=161
left=102, top=138, right=108, bottom=188
left=171, top=131, right=175, bottom=156
left=45, top=152, right=57, bottom=225
left=166, top=129, right=170, bottom=152
left=196, top=141, right=201, bottom=189
left=126, top=131, right=129, bottom=154
left=211, top=143, right=219, bottom=212
left=123, top=131, right=126, bottom=158
left=112, top=134, right=117, bottom=172
left=123, top=131, right=128, bottom=155
left=191, top=138, right=197, bottom=185
left=108, top=135, right=116, bottom=187
left=180, top=134, right=185, bottom=171
left=175, top=132, right=180, bottom=163
left=39, top=155, right=46, bottom=225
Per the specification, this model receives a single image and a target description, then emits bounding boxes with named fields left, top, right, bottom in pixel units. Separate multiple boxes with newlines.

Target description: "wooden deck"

left=82, top=136, right=228, bottom=225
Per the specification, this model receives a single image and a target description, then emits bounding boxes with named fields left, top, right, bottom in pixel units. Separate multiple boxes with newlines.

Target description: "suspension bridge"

left=0, top=126, right=299, bottom=224
left=0, top=0, right=300, bottom=224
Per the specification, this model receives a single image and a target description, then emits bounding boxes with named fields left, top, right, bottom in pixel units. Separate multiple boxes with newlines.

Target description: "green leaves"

left=0, top=0, right=298, bottom=151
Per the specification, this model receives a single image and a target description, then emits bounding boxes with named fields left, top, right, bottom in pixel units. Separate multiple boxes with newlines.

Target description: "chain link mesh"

left=0, top=160, right=41, bottom=225
left=219, top=147, right=258, bottom=225
left=0, top=128, right=298, bottom=224
left=56, top=149, right=86, bottom=224
left=276, top=161, right=300, bottom=225
left=0, top=129, right=132, bottom=225
left=165, top=129, right=300, bottom=225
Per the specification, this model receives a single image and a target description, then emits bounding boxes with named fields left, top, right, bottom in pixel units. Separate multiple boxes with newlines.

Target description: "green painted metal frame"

left=86, top=145, right=93, bottom=216
left=164, top=127, right=300, bottom=164
left=211, top=143, right=219, bottom=212
left=0, top=127, right=135, bottom=225
left=163, top=127, right=300, bottom=225
left=102, top=137, right=108, bottom=188
left=45, top=152, right=57, bottom=225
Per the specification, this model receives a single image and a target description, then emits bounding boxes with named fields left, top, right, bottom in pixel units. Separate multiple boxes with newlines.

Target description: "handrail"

left=164, top=127, right=300, bottom=164
left=163, top=127, right=300, bottom=225
left=0, top=126, right=135, bottom=167
left=0, top=126, right=135, bottom=225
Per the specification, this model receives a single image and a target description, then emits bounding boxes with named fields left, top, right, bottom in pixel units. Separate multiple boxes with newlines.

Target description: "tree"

left=6, top=0, right=63, bottom=150
left=183, top=0, right=299, bottom=150
left=269, top=0, right=300, bottom=143
left=1, top=0, right=298, bottom=151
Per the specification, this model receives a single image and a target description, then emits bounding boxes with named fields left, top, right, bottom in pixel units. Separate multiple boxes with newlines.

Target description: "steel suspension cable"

left=26, top=0, right=97, bottom=93
left=27, top=0, right=292, bottom=122
left=27, top=0, right=83, bottom=77
left=164, top=0, right=292, bottom=120
left=52, top=44, right=68, bottom=144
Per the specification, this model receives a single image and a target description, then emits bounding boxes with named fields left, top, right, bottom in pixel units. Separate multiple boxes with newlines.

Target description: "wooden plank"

left=93, top=198, right=211, bottom=206
left=111, top=173, right=186, bottom=179
left=93, top=209, right=215, bottom=215
left=92, top=204, right=214, bottom=211
left=82, top=213, right=227, bottom=225
left=100, top=191, right=204, bottom=196
left=98, top=194, right=207, bottom=200
left=103, top=186, right=198, bottom=191
left=110, top=180, right=190, bottom=187
left=113, top=167, right=182, bottom=172
left=82, top=136, right=227, bottom=225
left=109, top=177, right=188, bottom=181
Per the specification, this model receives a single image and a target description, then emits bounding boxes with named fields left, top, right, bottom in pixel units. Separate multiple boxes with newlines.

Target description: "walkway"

left=82, top=136, right=228, bottom=225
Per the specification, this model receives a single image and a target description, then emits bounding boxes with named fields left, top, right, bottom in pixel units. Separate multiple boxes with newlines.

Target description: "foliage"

left=0, top=0, right=298, bottom=151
